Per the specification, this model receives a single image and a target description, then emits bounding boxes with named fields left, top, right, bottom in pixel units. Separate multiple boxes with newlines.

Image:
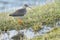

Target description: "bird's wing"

left=9, top=8, right=26, bottom=16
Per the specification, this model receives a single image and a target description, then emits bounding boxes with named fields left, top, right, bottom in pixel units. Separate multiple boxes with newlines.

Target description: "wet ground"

left=0, top=26, right=55, bottom=40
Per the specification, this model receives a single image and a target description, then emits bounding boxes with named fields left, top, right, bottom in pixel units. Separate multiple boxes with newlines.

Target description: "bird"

left=9, top=4, right=32, bottom=25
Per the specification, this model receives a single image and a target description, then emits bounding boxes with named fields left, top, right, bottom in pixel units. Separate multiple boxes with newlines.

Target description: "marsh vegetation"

left=0, top=0, right=60, bottom=40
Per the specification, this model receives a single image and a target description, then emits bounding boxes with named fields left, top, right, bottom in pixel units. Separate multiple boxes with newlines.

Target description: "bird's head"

left=23, top=4, right=32, bottom=9
left=24, top=4, right=29, bottom=7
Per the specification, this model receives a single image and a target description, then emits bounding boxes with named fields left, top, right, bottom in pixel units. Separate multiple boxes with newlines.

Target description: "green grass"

left=0, top=0, right=60, bottom=40
left=0, top=0, right=59, bottom=32
left=0, top=1, right=60, bottom=32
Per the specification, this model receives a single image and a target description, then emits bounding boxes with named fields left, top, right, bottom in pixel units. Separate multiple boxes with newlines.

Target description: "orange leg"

left=18, top=19, right=23, bottom=25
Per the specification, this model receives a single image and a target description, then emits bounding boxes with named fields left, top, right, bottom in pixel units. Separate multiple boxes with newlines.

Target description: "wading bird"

left=9, top=4, right=32, bottom=24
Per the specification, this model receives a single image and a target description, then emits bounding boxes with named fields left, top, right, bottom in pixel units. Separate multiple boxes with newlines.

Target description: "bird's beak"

left=28, top=6, right=34, bottom=10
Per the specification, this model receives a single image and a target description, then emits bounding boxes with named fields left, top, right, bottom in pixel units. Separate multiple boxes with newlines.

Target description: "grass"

left=0, top=0, right=60, bottom=40
left=0, top=2, right=60, bottom=32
